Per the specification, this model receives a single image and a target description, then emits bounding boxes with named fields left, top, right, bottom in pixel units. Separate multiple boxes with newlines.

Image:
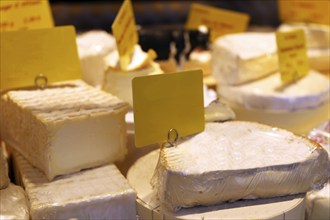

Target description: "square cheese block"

left=153, top=122, right=330, bottom=211
left=0, top=183, right=29, bottom=220
left=76, top=30, right=117, bottom=87
left=0, top=81, right=129, bottom=180
left=13, top=151, right=137, bottom=219
left=0, top=147, right=9, bottom=189
left=212, top=33, right=278, bottom=85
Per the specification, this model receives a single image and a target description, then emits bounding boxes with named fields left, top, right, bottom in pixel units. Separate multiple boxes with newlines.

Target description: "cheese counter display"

left=0, top=80, right=129, bottom=180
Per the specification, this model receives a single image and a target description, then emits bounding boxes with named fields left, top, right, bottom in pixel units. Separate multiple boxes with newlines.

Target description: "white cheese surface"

left=218, top=70, right=330, bottom=111
left=14, top=152, right=136, bottom=219
left=163, top=122, right=314, bottom=173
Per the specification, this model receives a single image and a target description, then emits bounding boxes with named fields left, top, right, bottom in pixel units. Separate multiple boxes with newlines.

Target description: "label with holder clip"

left=276, top=29, right=309, bottom=84
left=185, top=3, right=249, bottom=42
left=132, top=69, right=205, bottom=148
left=278, top=0, right=330, bottom=25
left=0, top=0, right=53, bottom=32
left=112, top=0, right=138, bottom=71
left=0, top=26, right=81, bottom=91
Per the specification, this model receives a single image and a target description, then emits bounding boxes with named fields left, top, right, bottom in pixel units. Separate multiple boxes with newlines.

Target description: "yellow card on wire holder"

left=185, top=3, right=249, bottom=42
left=132, top=70, right=205, bottom=148
left=276, top=29, right=309, bottom=84
left=112, top=0, right=138, bottom=71
left=0, top=0, right=54, bottom=32
left=0, top=26, right=81, bottom=91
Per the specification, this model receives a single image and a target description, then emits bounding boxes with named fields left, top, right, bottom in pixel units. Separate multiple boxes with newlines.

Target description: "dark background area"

left=49, top=0, right=280, bottom=60
left=49, top=0, right=280, bottom=32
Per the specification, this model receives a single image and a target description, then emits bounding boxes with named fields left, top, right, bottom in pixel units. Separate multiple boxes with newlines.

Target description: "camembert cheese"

left=0, top=147, right=9, bottom=189
left=153, top=122, right=329, bottom=211
left=0, top=81, right=129, bottom=180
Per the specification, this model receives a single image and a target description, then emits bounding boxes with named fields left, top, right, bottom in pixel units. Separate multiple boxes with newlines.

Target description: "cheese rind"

left=212, top=33, right=278, bottom=85
left=218, top=70, right=330, bottom=111
left=0, top=81, right=129, bottom=180
left=153, top=122, right=329, bottom=211
left=13, top=151, right=136, bottom=219
left=0, top=183, right=29, bottom=220
left=0, top=147, right=9, bottom=189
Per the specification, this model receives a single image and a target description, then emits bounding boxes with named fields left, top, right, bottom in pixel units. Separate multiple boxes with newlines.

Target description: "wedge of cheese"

left=0, top=81, right=129, bottom=180
left=212, top=33, right=278, bottom=85
left=13, top=151, right=136, bottom=219
left=0, top=183, right=29, bottom=220
left=0, top=147, right=9, bottom=189
left=153, top=122, right=329, bottom=211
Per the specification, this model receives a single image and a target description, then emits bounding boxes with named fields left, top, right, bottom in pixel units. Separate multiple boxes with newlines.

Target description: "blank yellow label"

left=132, top=70, right=205, bottom=148
left=112, top=0, right=138, bottom=70
left=0, top=0, right=53, bottom=32
left=279, top=0, right=330, bottom=25
left=0, top=26, right=81, bottom=91
left=186, top=3, right=249, bottom=42
left=276, top=29, right=309, bottom=84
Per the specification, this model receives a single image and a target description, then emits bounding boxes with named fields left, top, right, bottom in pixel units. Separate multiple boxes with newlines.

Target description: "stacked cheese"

left=0, top=147, right=29, bottom=219
left=152, top=122, right=330, bottom=212
left=76, top=31, right=163, bottom=106
left=212, top=32, right=330, bottom=134
left=278, top=23, right=330, bottom=72
left=0, top=81, right=137, bottom=219
left=13, top=151, right=136, bottom=219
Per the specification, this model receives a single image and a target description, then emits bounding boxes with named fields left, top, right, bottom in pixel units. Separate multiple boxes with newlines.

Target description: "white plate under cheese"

left=13, top=151, right=137, bottom=219
left=153, top=122, right=329, bottom=211
left=212, top=32, right=278, bottom=85
left=0, top=81, right=129, bottom=180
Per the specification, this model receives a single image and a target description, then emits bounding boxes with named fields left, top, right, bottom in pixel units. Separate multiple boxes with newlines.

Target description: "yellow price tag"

left=0, top=26, right=81, bottom=91
left=276, top=29, right=309, bottom=84
left=132, top=70, right=205, bottom=148
left=112, top=0, right=138, bottom=71
left=186, top=3, right=250, bottom=42
left=0, top=0, right=54, bottom=32
left=278, top=0, right=330, bottom=25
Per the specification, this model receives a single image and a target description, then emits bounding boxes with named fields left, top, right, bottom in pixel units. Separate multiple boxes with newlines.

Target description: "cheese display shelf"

left=127, top=150, right=306, bottom=220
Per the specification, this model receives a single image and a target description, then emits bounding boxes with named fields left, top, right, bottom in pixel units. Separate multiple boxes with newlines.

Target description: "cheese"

left=103, top=45, right=163, bottom=106
left=13, top=151, right=136, bottom=219
left=76, top=30, right=117, bottom=87
left=278, top=23, right=330, bottom=49
left=0, top=183, right=29, bottom=220
left=307, top=182, right=330, bottom=220
left=308, top=48, right=330, bottom=72
left=218, top=70, right=329, bottom=111
left=212, top=33, right=278, bottom=85
left=0, top=81, right=129, bottom=180
left=153, top=122, right=329, bottom=211
left=0, top=147, right=9, bottom=189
